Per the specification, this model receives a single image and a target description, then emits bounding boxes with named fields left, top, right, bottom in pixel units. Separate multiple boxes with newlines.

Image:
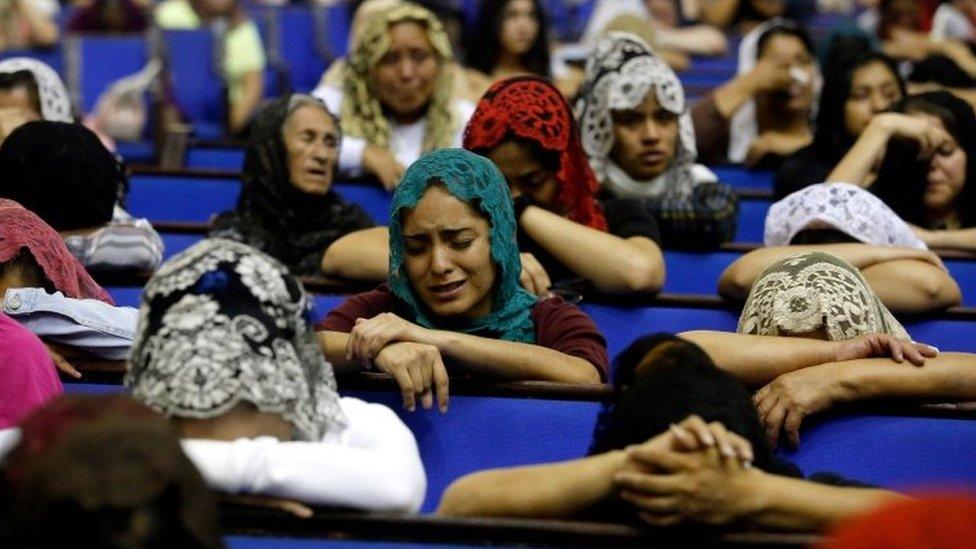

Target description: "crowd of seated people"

left=2, top=0, right=976, bottom=545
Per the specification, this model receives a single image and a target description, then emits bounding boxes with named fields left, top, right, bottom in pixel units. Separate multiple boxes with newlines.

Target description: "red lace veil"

left=463, top=76, right=608, bottom=231
left=0, top=199, right=113, bottom=304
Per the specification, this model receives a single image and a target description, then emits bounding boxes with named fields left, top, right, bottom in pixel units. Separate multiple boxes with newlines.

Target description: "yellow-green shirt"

left=155, top=0, right=265, bottom=102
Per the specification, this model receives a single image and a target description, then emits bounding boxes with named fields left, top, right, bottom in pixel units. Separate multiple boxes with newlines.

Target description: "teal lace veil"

left=388, top=149, right=538, bottom=342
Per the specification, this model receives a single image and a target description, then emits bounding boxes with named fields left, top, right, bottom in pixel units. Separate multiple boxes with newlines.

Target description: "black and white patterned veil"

left=0, top=57, right=72, bottom=122
left=574, top=32, right=714, bottom=200
left=126, top=238, right=346, bottom=441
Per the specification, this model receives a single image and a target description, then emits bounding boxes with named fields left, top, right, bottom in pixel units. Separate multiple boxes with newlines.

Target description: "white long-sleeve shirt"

left=0, top=397, right=426, bottom=513
left=312, top=84, right=475, bottom=175
left=181, top=397, right=426, bottom=513
left=2, top=288, right=138, bottom=360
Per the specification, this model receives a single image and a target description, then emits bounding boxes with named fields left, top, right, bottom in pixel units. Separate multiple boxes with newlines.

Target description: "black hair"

left=0, top=249, right=56, bottom=294
left=756, top=22, right=815, bottom=60
left=589, top=333, right=797, bottom=477
left=0, top=70, right=41, bottom=115
left=873, top=91, right=976, bottom=228
left=0, top=121, right=126, bottom=231
left=810, top=48, right=905, bottom=162
left=736, top=0, right=786, bottom=27
left=465, top=0, right=551, bottom=78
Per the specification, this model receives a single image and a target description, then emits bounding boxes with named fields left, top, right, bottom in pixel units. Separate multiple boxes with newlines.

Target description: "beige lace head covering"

left=341, top=2, right=455, bottom=151
left=737, top=251, right=910, bottom=341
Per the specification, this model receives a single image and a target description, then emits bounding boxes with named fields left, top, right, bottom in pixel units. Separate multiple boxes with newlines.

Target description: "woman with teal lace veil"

left=317, top=149, right=608, bottom=411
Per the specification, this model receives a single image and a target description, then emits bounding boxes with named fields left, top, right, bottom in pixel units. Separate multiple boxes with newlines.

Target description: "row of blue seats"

left=127, top=173, right=769, bottom=238
left=124, top=172, right=976, bottom=306
left=181, top=149, right=777, bottom=193
left=102, top=282, right=976, bottom=359
left=65, top=378, right=976, bottom=516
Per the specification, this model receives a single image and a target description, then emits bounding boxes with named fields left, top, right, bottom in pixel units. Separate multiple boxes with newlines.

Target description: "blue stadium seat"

left=227, top=539, right=488, bottom=549
left=164, top=29, right=225, bottom=140
left=782, top=413, right=976, bottom=491
left=345, top=390, right=600, bottom=513
left=337, top=183, right=392, bottom=224
left=186, top=147, right=245, bottom=169
left=279, top=5, right=332, bottom=92
left=70, top=34, right=150, bottom=114
left=127, top=174, right=240, bottom=221
left=711, top=167, right=774, bottom=190
left=115, top=141, right=157, bottom=165
left=321, top=2, right=352, bottom=62
left=735, top=197, right=770, bottom=242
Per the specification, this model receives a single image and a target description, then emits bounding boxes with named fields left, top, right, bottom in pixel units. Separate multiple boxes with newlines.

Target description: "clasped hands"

left=613, top=415, right=760, bottom=528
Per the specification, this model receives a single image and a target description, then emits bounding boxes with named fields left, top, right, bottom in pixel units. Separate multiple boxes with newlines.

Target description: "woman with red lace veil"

left=463, top=76, right=665, bottom=296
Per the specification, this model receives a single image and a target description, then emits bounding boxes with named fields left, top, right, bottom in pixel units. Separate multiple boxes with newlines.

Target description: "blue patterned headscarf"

left=388, top=149, right=538, bottom=342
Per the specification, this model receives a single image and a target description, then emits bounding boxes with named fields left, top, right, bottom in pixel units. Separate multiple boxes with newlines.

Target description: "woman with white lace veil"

left=574, top=32, right=738, bottom=247
left=718, top=182, right=961, bottom=313
left=0, top=57, right=71, bottom=121
left=0, top=57, right=72, bottom=147
left=126, top=238, right=426, bottom=512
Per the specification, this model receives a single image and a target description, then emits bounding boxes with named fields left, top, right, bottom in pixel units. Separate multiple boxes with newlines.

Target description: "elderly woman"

left=317, top=149, right=609, bottom=411
left=125, top=238, right=426, bottom=512
left=210, top=95, right=376, bottom=277
left=312, top=2, right=476, bottom=190
left=574, top=33, right=739, bottom=248
left=464, top=76, right=665, bottom=295
left=0, top=121, right=164, bottom=273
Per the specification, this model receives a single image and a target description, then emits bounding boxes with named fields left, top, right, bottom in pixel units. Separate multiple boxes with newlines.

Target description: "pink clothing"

left=0, top=312, right=62, bottom=428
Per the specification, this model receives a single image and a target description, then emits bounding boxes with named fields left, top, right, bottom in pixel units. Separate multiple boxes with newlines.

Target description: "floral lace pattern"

left=764, top=183, right=928, bottom=249
left=738, top=251, right=910, bottom=341
left=0, top=57, right=72, bottom=122
left=127, top=238, right=345, bottom=441
left=0, top=199, right=113, bottom=304
left=574, top=33, right=703, bottom=201
left=463, top=76, right=608, bottom=231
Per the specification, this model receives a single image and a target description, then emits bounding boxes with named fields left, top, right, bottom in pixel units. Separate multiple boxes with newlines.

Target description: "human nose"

left=429, top=243, right=454, bottom=275
left=640, top=120, right=661, bottom=143
left=870, top=91, right=889, bottom=114
left=399, top=57, right=416, bottom=80
left=310, top=141, right=329, bottom=163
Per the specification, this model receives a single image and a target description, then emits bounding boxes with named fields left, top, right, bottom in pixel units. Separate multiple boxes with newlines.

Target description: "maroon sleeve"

left=690, top=92, right=731, bottom=166
left=316, top=286, right=397, bottom=332
left=531, top=297, right=609, bottom=382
